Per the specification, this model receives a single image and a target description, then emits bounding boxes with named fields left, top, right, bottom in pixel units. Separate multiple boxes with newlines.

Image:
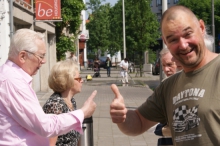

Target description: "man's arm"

left=117, top=110, right=157, bottom=136
left=1, top=80, right=96, bottom=137
left=110, top=84, right=157, bottom=136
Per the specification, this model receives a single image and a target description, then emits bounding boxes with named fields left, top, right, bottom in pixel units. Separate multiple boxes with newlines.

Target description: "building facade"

left=151, top=0, right=179, bottom=22
left=0, top=0, right=57, bottom=93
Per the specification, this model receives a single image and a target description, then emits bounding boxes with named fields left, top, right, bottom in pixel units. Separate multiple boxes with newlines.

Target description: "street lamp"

left=122, top=0, right=126, bottom=58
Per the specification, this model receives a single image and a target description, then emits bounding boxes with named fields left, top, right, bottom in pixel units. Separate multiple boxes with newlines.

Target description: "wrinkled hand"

left=110, top=84, right=127, bottom=123
left=81, top=90, right=97, bottom=118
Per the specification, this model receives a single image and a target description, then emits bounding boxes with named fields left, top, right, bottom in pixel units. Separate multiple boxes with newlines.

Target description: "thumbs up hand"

left=81, top=90, right=97, bottom=118
left=110, top=84, right=128, bottom=123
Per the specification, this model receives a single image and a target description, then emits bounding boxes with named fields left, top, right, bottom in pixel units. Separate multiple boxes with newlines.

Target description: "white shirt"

left=120, top=60, right=128, bottom=70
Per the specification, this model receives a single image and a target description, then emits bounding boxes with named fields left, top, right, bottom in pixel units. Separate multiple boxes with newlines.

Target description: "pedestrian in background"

left=105, top=57, right=112, bottom=77
left=94, top=57, right=100, bottom=67
left=0, top=29, right=97, bottom=146
left=43, top=60, right=84, bottom=146
left=119, top=58, right=129, bottom=84
left=110, top=5, right=220, bottom=146
left=68, top=52, right=77, bottom=63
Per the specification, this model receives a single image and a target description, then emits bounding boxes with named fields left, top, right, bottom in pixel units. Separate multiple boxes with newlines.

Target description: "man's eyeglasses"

left=24, top=50, right=46, bottom=61
left=74, top=77, right=82, bottom=82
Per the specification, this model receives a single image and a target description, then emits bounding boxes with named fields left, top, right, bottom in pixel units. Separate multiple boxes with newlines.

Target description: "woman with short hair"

left=43, top=60, right=84, bottom=146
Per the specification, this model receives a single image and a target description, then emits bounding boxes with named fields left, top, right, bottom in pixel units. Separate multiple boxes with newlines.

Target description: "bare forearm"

left=117, top=110, right=157, bottom=136
left=117, top=110, right=144, bottom=136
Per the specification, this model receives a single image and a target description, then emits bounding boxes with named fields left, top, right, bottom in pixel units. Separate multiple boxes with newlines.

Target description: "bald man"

left=110, top=5, right=220, bottom=146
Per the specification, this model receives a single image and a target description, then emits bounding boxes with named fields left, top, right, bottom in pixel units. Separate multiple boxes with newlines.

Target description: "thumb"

left=88, top=90, right=97, bottom=101
left=111, top=84, right=122, bottom=99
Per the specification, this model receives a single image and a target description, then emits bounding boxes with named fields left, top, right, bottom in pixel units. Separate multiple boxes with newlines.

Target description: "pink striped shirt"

left=0, top=60, right=83, bottom=146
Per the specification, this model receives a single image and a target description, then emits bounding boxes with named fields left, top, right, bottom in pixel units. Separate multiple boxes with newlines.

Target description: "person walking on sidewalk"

left=0, top=29, right=97, bottom=146
left=119, top=58, right=129, bottom=84
left=43, top=60, right=84, bottom=146
left=105, top=57, right=112, bottom=77
left=110, top=5, right=220, bottom=146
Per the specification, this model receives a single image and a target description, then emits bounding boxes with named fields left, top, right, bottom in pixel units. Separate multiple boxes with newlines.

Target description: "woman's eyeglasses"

left=74, top=77, right=82, bottom=82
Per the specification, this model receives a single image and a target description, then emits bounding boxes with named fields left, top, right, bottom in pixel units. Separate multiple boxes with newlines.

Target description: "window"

left=174, top=0, right=179, bottom=4
left=156, top=0, right=162, bottom=6
left=150, top=0, right=153, bottom=7
left=157, top=13, right=162, bottom=17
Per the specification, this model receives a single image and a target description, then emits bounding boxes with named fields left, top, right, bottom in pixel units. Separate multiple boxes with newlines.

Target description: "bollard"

left=79, top=116, right=93, bottom=146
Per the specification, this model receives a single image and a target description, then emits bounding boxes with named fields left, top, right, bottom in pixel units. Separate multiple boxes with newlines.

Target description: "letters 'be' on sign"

left=35, top=0, right=61, bottom=20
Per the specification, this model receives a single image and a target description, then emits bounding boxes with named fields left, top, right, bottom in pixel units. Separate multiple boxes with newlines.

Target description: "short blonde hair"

left=48, top=60, right=79, bottom=93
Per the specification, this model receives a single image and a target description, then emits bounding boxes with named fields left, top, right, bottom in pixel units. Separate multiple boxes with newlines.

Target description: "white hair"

left=8, top=29, right=45, bottom=58
left=160, top=47, right=170, bottom=57
left=204, top=33, right=214, bottom=52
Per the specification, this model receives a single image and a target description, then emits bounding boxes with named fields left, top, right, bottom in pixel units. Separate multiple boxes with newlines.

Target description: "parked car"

left=152, top=58, right=160, bottom=75
left=87, top=59, right=94, bottom=70
left=99, top=56, right=107, bottom=69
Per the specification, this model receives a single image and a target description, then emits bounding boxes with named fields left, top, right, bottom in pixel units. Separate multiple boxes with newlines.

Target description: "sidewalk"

left=38, top=68, right=160, bottom=146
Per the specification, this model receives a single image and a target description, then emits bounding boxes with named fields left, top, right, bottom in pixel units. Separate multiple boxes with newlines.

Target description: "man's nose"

left=178, top=37, right=188, bottom=50
left=41, top=58, right=46, bottom=64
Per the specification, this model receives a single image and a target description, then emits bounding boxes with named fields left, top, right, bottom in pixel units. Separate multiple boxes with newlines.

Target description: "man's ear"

left=199, top=19, right=205, bottom=35
left=19, top=51, right=27, bottom=63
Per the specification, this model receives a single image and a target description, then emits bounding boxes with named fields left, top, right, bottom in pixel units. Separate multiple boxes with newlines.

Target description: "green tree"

left=108, top=1, right=124, bottom=58
left=111, top=0, right=160, bottom=76
left=86, top=2, right=111, bottom=57
left=86, top=0, right=106, bottom=13
left=55, top=0, right=85, bottom=60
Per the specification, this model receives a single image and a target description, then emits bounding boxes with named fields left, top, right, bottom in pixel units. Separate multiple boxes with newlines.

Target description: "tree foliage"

left=56, top=35, right=75, bottom=60
left=86, top=0, right=106, bottom=13
left=109, top=0, right=160, bottom=76
left=86, top=1, right=111, bottom=57
left=55, top=0, right=85, bottom=60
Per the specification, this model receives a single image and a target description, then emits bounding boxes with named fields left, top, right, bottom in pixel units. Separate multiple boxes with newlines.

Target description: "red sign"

left=35, top=0, right=61, bottom=20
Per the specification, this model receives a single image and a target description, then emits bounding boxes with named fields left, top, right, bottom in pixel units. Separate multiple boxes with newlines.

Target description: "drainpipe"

left=9, top=0, right=13, bottom=39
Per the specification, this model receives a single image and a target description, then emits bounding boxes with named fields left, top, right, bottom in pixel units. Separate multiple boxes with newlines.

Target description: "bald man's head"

left=161, top=5, right=198, bottom=30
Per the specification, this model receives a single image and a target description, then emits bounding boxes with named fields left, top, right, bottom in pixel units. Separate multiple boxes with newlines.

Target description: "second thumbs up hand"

left=110, top=84, right=128, bottom=123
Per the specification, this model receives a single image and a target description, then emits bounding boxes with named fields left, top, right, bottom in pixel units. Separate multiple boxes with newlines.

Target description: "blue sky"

left=85, top=0, right=118, bottom=7
left=105, top=0, right=118, bottom=6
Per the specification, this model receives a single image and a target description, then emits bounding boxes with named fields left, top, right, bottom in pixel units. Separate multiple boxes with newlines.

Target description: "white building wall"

left=0, top=1, right=56, bottom=93
left=0, top=0, right=10, bottom=65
